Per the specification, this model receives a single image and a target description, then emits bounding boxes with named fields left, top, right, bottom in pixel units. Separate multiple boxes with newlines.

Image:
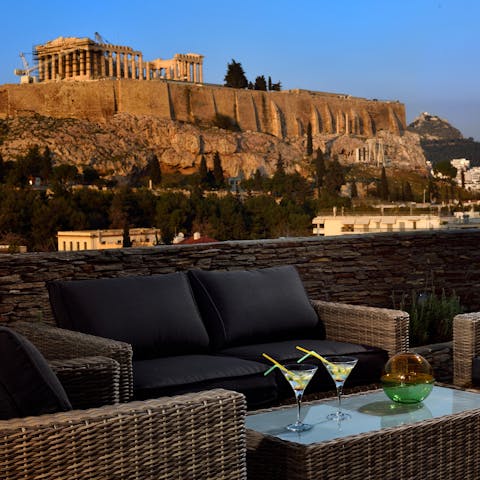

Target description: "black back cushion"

left=188, top=265, right=324, bottom=349
left=48, top=273, right=210, bottom=359
left=0, top=326, right=72, bottom=420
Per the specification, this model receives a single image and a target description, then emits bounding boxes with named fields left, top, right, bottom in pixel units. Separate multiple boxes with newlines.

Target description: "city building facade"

left=312, top=215, right=441, bottom=236
left=57, top=228, right=161, bottom=251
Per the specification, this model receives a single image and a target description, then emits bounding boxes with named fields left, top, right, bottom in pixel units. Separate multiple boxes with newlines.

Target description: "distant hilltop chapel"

left=15, top=34, right=204, bottom=84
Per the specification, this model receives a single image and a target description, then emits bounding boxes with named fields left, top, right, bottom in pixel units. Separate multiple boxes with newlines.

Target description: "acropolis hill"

left=0, top=36, right=427, bottom=177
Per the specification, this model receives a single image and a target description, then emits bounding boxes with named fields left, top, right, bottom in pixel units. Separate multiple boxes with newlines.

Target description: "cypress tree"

left=146, top=153, right=162, bottom=186
left=313, top=148, right=326, bottom=192
left=0, top=153, right=4, bottom=183
left=350, top=179, right=358, bottom=198
left=199, top=155, right=209, bottom=188
left=379, top=166, right=389, bottom=200
left=224, top=59, right=248, bottom=89
left=122, top=225, right=132, bottom=248
left=271, top=154, right=286, bottom=196
left=212, top=151, right=225, bottom=188
left=324, top=156, right=345, bottom=195
left=254, top=75, right=267, bottom=91
left=404, top=181, right=413, bottom=201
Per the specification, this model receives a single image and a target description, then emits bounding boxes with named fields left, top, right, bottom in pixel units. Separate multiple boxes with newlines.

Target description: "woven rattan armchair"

left=453, top=312, right=480, bottom=387
left=0, top=388, right=247, bottom=480
left=12, top=321, right=133, bottom=407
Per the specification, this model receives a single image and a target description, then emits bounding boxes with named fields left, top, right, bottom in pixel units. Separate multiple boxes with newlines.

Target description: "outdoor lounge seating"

left=0, top=326, right=247, bottom=480
left=0, top=389, right=247, bottom=480
left=38, top=265, right=409, bottom=409
left=453, top=312, right=480, bottom=387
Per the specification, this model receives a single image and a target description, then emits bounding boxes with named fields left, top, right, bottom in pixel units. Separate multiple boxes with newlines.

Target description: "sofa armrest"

left=50, top=356, right=120, bottom=408
left=12, top=321, right=133, bottom=402
left=310, top=300, right=409, bottom=357
left=453, top=312, right=480, bottom=387
left=0, top=389, right=247, bottom=480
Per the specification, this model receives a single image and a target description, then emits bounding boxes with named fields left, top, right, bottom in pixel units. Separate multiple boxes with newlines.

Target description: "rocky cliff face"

left=0, top=113, right=427, bottom=178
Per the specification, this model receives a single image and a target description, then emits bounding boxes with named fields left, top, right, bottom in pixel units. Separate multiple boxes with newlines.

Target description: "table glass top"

left=246, top=386, right=480, bottom=445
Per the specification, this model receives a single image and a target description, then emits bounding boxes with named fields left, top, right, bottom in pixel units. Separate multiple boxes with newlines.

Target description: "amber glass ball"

left=381, top=352, right=434, bottom=404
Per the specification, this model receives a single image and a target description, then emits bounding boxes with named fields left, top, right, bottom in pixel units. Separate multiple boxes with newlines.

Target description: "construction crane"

left=13, top=53, right=38, bottom=84
left=94, top=32, right=110, bottom=44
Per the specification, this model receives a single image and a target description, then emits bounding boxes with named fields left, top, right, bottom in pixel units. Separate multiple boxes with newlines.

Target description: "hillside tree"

left=312, top=148, right=326, bottom=193
left=146, top=153, right=162, bottom=186
left=212, top=151, right=225, bottom=188
left=254, top=75, right=267, bottom=91
left=378, top=166, right=389, bottom=200
left=324, top=157, right=345, bottom=194
left=224, top=59, right=248, bottom=89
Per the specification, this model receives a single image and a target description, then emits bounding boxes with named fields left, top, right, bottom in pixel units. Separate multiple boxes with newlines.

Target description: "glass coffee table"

left=246, top=386, right=480, bottom=480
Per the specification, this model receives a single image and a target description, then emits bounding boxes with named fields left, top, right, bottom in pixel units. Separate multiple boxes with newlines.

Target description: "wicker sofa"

left=453, top=312, right=480, bottom=387
left=0, top=388, right=247, bottom=480
left=25, top=265, right=409, bottom=409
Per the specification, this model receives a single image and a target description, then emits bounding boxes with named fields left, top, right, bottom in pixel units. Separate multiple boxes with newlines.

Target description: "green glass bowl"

left=381, top=352, right=435, bottom=404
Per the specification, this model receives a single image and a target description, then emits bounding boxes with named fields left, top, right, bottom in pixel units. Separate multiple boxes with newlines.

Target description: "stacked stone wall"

left=0, top=229, right=479, bottom=326
left=0, top=80, right=405, bottom=139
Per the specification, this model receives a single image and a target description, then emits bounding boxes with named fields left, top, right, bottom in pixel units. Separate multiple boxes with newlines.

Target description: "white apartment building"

left=312, top=215, right=441, bottom=236
left=58, top=228, right=161, bottom=251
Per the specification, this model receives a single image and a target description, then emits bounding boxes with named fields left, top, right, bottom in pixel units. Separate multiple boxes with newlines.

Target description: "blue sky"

left=1, top=0, right=479, bottom=139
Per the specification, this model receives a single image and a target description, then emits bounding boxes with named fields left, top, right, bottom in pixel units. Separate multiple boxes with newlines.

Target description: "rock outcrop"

left=408, top=112, right=463, bottom=141
left=0, top=113, right=427, bottom=178
left=408, top=112, right=480, bottom=166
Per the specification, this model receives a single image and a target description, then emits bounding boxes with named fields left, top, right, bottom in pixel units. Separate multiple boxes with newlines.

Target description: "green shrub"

left=397, top=289, right=463, bottom=346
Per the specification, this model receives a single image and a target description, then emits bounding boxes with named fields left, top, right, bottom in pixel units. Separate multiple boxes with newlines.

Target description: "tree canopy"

left=224, top=59, right=248, bottom=89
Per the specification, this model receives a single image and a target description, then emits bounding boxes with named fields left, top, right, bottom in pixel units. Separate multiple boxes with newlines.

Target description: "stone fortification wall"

left=0, top=229, right=478, bottom=325
left=0, top=80, right=405, bottom=139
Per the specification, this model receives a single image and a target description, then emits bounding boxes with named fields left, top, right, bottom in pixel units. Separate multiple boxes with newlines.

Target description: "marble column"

left=123, top=53, right=129, bottom=78
left=38, top=58, right=44, bottom=82
left=106, top=51, right=112, bottom=76
left=146, top=61, right=150, bottom=80
left=72, top=52, right=78, bottom=77
left=65, top=53, right=71, bottom=78
left=138, top=54, right=143, bottom=80
left=131, top=55, right=136, bottom=79
left=86, top=49, right=91, bottom=78
left=80, top=50, right=86, bottom=77
left=100, top=50, right=106, bottom=77
left=46, top=55, right=52, bottom=80
left=58, top=53, right=63, bottom=79
left=116, top=52, right=121, bottom=78
left=199, top=63, right=203, bottom=83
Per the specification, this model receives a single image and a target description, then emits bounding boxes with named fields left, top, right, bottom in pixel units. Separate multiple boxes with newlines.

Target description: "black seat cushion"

left=219, top=339, right=388, bottom=399
left=188, top=266, right=323, bottom=350
left=0, top=326, right=72, bottom=420
left=472, top=357, right=480, bottom=386
left=133, top=354, right=278, bottom=409
left=48, top=273, right=210, bottom=359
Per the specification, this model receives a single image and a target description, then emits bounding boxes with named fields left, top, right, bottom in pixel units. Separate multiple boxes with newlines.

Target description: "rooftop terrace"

left=0, top=228, right=479, bottom=325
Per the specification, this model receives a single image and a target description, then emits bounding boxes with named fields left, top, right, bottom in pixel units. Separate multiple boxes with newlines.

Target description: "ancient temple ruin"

left=32, top=36, right=203, bottom=83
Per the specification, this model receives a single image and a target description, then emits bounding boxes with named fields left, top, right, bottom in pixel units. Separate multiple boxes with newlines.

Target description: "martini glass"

left=281, top=363, right=318, bottom=432
left=324, top=356, right=358, bottom=421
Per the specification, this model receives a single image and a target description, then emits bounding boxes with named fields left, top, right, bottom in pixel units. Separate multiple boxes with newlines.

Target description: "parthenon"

left=34, top=36, right=204, bottom=83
